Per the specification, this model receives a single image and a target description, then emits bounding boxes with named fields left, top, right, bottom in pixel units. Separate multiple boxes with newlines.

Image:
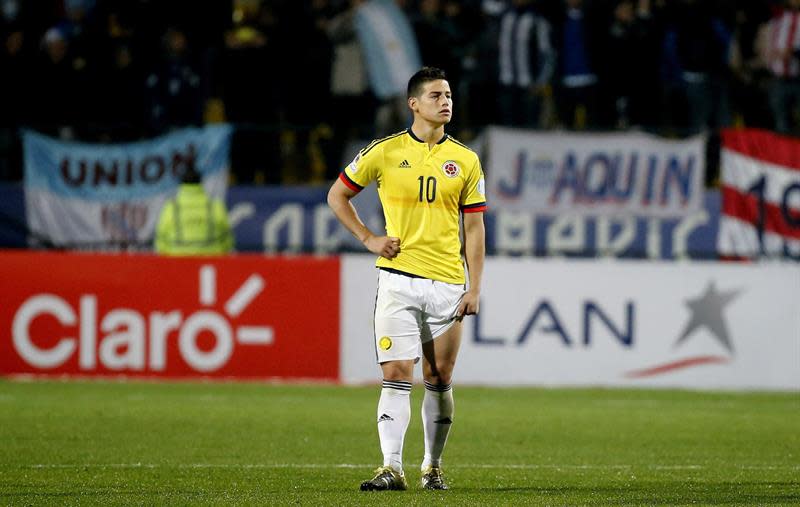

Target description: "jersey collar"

left=406, top=128, right=448, bottom=146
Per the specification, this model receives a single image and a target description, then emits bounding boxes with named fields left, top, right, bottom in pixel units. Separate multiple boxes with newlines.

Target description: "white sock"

left=377, top=380, right=412, bottom=473
left=421, top=381, right=454, bottom=470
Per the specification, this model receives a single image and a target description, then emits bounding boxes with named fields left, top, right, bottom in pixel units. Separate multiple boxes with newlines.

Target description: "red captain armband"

left=461, top=202, right=487, bottom=213
left=339, top=172, right=364, bottom=192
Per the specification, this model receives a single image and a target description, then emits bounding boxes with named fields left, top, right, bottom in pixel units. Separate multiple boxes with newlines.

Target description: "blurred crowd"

left=0, top=0, right=797, bottom=184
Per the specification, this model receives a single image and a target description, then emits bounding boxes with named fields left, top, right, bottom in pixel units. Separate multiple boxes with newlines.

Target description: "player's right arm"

left=327, top=177, right=400, bottom=259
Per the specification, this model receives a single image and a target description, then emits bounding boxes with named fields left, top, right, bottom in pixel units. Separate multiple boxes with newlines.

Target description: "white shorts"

left=373, top=269, right=465, bottom=364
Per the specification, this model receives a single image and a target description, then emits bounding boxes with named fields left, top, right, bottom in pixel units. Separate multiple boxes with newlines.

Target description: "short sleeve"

left=460, top=158, right=487, bottom=213
left=338, top=143, right=382, bottom=192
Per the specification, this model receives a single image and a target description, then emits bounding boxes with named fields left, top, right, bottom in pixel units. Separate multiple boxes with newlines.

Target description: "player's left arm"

left=457, top=211, right=485, bottom=318
left=457, top=155, right=487, bottom=318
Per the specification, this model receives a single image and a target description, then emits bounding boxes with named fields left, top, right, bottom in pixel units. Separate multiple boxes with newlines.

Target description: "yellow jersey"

left=340, top=129, right=486, bottom=284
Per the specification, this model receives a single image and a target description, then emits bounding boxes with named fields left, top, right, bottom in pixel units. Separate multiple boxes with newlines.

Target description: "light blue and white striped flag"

left=354, top=0, right=422, bottom=100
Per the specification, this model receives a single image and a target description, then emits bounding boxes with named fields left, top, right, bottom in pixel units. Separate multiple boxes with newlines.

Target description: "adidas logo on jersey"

left=378, top=413, right=394, bottom=423
left=398, top=159, right=411, bottom=168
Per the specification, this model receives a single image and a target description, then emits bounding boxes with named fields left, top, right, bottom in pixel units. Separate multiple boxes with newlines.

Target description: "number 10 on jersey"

left=418, top=176, right=437, bottom=203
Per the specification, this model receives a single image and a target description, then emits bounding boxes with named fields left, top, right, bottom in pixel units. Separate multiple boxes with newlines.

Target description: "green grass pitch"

left=0, top=380, right=797, bottom=506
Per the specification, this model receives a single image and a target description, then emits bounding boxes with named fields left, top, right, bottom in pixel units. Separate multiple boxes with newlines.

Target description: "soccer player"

left=327, top=66, right=486, bottom=491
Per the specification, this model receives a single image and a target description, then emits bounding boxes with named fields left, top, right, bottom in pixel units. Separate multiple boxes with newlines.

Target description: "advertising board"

left=341, top=255, right=800, bottom=390
left=0, top=251, right=339, bottom=380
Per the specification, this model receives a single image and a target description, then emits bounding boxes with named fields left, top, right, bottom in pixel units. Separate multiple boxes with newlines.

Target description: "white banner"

left=23, top=126, right=232, bottom=249
left=341, top=255, right=800, bottom=390
left=485, top=128, right=706, bottom=217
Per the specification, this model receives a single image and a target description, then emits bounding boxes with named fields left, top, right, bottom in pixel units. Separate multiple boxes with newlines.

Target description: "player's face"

left=410, top=79, right=452, bottom=125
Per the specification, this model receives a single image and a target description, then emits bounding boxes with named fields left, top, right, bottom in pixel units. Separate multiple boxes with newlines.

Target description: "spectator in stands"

left=222, top=0, right=282, bottom=183
left=0, top=24, right=29, bottom=180
left=411, top=0, right=472, bottom=132
left=57, top=0, right=102, bottom=70
left=354, top=0, right=422, bottom=136
left=144, top=27, right=202, bottom=135
left=324, top=0, right=373, bottom=179
left=439, top=0, right=484, bottom=134
left=320, top=0, right=422, bottom=141
left=412, top=0, right=459, bottom=84
left=672, top=0, right=733, bottom=135
left=99, top=41, right=145, bottom=141
left=154, top=166, right=233, bottom=256
left=59, top=0, right=106, bottom=133
left=33, top=27, right=83, bottom=138
left=601, top=0, right=662, bottom=129
left=766, top=0, right=800, bottom=135
left=552, top=0, right=604, bottom=130
left=457, top=0, right=506, bottom=129
left=493, top=0, right=554, bottom=128
left=726, top=0, right=773, bottom=130
left=277, top=0, right=334, bottom=183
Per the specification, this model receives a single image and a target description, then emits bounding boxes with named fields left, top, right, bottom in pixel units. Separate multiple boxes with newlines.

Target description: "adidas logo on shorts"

left=398, top=159, right=411, bottom=168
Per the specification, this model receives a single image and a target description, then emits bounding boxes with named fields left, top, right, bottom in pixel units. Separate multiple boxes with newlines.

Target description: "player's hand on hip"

left=364, top=235, right=401, bottom=259
left=456, top=289, right=480, bottom=320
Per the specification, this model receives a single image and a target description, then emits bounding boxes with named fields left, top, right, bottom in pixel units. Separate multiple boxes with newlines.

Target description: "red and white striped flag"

left=718, top=129, right=800, bottom=259
left=768, top=9, right=800, bottom=78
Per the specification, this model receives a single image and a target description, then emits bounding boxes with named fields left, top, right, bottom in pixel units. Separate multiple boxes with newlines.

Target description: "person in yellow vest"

left=154, top=167, right=233, bottom=255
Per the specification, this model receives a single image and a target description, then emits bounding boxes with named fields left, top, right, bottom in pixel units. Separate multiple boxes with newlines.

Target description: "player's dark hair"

left=407, top=67, right=447, bottom=98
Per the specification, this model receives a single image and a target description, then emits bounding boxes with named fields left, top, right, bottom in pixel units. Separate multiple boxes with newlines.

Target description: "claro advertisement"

left=0, top=251, right=339, bottom=380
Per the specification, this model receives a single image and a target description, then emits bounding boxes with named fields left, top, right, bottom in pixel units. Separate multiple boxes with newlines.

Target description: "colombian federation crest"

left=442, top=160, right=460, bottom=178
